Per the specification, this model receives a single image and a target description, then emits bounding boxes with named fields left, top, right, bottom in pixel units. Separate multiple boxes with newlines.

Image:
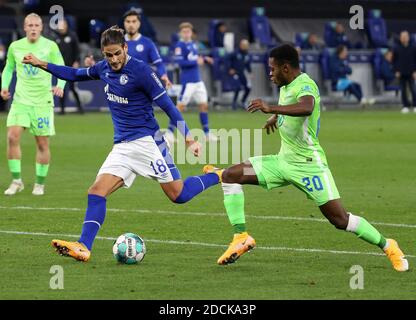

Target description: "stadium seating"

left=249, top=7, right=274, bottom=47
left=0, top=15, right=17, bottom=46
left=208, top=19, right=222, bottom=48
left=323, top=21, right=338, bottom=48
left=295, top=32, right=309, bottom=49
left=366, top=9, right=388, bottom=48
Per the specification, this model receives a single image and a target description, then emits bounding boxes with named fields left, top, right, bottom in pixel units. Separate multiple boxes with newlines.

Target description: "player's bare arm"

left=247, top=95, right=314, bottom=116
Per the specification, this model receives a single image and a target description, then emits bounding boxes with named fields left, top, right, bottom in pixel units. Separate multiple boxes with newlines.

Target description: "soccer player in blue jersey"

left=85, top=11, right=172, bottom=89
left=23, top=26, right=221, bottom=262
left=123, top=10, right=172, bottom=88
left=165, top=22, right=218, bottom=144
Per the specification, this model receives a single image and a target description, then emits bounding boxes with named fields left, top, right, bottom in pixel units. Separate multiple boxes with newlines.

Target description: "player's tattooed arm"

left=247, top=96, right=314, bottom=117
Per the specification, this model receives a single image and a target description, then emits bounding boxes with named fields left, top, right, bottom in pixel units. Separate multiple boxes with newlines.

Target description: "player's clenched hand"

left=84, top=55, right=96, bottom=67
left=22, top=53, right=43, bottom=67
left=263, top=114, right=278, bottom=135
left=161, top=75, right=173, bottom=89
left=247, top=99, right=271, bottom=114
left=51, top=86, right=64, bottom=98
left=1, top=89, right=11, bottom=100
left=186, top=139, right=201, bottom=157
left=197, top=56, right=205, bottom=65
left=204, top=56, right=214, bottom=65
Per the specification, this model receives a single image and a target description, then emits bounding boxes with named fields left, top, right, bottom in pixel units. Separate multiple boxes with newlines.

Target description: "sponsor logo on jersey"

left=106, top=92, right=129, bottom=104
left=151, top=72, right=164, bottom=89
left=301, top=85, right=312, bottom=93
left=278, top=115, right=285, bottom=127
left=104, top=85, right=128, bottom=104
left=187, top=52, right=198, bottom=61
left=23, top=64, right=39, bottom=76
left=136, top=44, right=144, bottom=52
left=120, top=74, right=129, bottom=85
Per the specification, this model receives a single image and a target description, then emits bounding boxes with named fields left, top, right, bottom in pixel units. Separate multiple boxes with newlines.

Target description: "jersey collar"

left=124, top=33, right=142, bottom=41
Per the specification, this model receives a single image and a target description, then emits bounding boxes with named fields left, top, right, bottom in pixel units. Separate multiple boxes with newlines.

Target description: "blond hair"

left=179, top=22, right=193, bottom=31
left=24, top=13, right=43, bottom=24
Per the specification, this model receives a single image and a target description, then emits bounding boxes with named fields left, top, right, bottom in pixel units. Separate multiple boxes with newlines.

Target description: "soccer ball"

left=112, top=233, right=146, bottom=264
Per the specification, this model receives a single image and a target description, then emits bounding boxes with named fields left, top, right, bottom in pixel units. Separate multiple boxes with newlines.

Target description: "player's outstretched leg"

left=204, top=163, right=257, bottom=265
left=319, top=199, right=409, bottom=272
left=161, top=171, right=220, bottom=204
left=52, top=174, right=124, bottom=262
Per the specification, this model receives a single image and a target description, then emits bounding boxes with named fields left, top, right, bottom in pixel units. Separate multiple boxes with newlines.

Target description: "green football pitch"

left=0, top=110, right=415, bottom=300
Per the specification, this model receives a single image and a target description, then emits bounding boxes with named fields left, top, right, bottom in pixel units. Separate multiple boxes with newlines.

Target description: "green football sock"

left=222, top=183, right=246, bottom=234
left=347, top=213, right=387, bottom=249
left=36, top=163, right=49, bottom=185
left=8, top=159, right=21, bottom=180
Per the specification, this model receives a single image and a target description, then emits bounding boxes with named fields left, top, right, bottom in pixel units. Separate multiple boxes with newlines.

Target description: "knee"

left=7, top=132, right=20, bottom=145
left=222, top=169, right=238, bottom=184
left=199, top=103, right=208, bottom=112
left=330, top=213, right=349, bottom=230
left=88, top=185, right=106, bottom=197
left=166, top=187, right=183, bottom=203
left=36, top=141, right=49, bottom=153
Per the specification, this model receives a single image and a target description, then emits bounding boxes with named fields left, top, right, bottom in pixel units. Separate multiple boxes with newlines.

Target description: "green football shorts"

left=249, top=154, right=340, bottom=206
left=7, top=103, right=55, bottom=136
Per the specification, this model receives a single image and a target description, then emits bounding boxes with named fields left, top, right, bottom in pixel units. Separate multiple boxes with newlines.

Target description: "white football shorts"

left=97, top=135, right=181, bottom=188
left=178, top=81, right=208, bottom=105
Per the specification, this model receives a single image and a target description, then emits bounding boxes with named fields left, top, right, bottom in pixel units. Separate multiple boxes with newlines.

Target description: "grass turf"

left=0, top=110, right=415, bottom=299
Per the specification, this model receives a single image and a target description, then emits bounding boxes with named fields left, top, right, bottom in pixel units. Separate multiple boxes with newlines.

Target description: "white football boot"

left=32, top=183, right=45, bottom=196
left=4, top=180, right=24, bottom=195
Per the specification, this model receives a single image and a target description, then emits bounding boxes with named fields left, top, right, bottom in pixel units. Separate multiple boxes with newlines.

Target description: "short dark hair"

left=269, top=44, right=299, bottom=69
left=123, top=9, right=141, bottom=21
left=101, top=25, right=126, bottom=48
left=336, top=44, right=347, bottom=56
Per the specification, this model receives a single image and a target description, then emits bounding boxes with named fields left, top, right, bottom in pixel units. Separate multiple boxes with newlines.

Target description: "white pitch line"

left=0, top=205, right=415, bottom=229
left=0, top=229, right=414, bottom=259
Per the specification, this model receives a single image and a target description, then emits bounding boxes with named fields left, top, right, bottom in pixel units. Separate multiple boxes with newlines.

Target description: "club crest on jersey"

left=136, top=44, right=144, bottom=52
left=120, top=74, right=129, bottom=85
left=175, top=47, right=182, bottom=55
left=23, top=64, right=39, bottom=76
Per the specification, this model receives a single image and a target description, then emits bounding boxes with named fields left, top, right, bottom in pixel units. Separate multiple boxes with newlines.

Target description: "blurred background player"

left=23, top=26, right=222, bottom=261
left=204, top=44, right=408, bottom=272
left=165, top=22, right=217, bottom=144
left=0, top=13, right=65, bottom=196
left=123, top=10, right=172, bottom=88
left=229, top=39, right=252, bottom=110
left=85, top=10, right=172, bottom=88
left=393, top=30, right=416, bottom=114
left=52, top=18, right=84, bottom=115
